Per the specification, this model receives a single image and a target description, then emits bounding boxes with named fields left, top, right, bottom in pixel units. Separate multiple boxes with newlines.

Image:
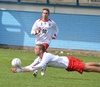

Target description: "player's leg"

left=33, top=66, right=47, bottom=77
left=40, top=43, right=49, bottom=75
left=85, top=62, right=100, bottom=67
left=84, top=63, right=100, bottom=73
left=41, top=65, right=47, bottom=76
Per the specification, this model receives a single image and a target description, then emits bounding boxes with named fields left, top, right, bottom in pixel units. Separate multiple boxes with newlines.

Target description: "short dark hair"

left=42, top=8, right=50, bottom=15
left=36, top=44, right=46, bottom=52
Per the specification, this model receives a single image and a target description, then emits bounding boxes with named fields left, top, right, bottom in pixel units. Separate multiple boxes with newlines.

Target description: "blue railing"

left=0, top=0, right=100, bottom=8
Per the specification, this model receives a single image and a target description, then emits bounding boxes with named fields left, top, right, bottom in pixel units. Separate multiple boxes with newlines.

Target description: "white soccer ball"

left=11, top=58, right=22, bottom=67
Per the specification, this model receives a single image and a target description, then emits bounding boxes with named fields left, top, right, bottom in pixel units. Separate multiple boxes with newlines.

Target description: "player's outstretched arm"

left=11, top=67, right=30, bottom=73
left=11, top=63, right=43, bottom=73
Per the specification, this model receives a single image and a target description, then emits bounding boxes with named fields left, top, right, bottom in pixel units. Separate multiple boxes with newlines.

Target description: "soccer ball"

left=11, top=58, right=22, bottom=67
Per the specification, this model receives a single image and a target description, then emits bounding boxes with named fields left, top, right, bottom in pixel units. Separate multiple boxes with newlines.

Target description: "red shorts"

left=66, top=56, right=85, bottom=74
left=42, top=43, right=49, bottom=50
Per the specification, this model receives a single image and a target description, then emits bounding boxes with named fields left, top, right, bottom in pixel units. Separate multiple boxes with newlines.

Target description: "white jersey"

left=25, top=52, right=69, bottom=71
left=31, top=18, right=59, bottom=44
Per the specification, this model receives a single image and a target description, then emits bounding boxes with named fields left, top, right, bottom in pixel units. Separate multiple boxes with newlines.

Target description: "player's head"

left=42, top=8, right=50, bottom=19
left=34, top=44, right=46, bottom=56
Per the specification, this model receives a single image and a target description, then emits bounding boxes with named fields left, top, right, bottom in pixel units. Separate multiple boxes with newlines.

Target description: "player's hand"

left=35, top=27, right=41, bottom=35
left=38, top=27, right=41, bottom=33
left=11, top=68, right=17, bottom=73
left=51, top=36, right=56, bottom=39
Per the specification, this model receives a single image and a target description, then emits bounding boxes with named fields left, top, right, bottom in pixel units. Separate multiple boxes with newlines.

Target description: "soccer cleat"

left=41, top=66, right=47, bottom=76
left=33, top=70, right=38, bottom=77
left=41, top=69, right=45, bottom=76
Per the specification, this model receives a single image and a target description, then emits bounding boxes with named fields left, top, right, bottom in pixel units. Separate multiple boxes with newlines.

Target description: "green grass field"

left=0, top=48, right=100, bottom=87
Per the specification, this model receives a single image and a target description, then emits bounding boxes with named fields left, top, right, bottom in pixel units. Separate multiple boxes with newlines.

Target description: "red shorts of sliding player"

left=66, top=56, right=85, bottom=74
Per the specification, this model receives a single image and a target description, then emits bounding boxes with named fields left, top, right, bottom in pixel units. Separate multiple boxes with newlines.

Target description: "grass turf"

left=0, top=48, right=100, bottom=87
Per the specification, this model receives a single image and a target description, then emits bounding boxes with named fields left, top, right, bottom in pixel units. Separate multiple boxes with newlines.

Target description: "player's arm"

left=31, top=20, right=41, bottom=35
left=11, top=63, right=45, bottom=73
left=11, top=57, right=40, bottom=73
left=24, top=57, right=40, bottom=68
left=11, top=54, right=52, bottom=73
left=51, top=21, right=59, bottom=39
left=31, top=54, right=52, bottom=71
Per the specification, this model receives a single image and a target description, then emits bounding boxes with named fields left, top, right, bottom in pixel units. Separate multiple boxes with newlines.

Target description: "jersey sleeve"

left=31, top=20, right=39, bottom=35
left=52, top=20, right=59, bottom=38
left=24, top=57, right=39, bottom=68
left=29, top=53, right=52, bottom=71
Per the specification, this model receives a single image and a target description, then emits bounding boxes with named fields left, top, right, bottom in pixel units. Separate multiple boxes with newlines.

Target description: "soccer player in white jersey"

left=11, top=44, right=100, bottom=75
left=31, top=8, right=59, bottom=76
left=31, top=8, right=59, bottom=50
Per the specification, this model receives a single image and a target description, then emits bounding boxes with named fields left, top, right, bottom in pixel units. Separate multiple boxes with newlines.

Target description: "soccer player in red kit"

left=11, top=44, right=100, bottom=76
